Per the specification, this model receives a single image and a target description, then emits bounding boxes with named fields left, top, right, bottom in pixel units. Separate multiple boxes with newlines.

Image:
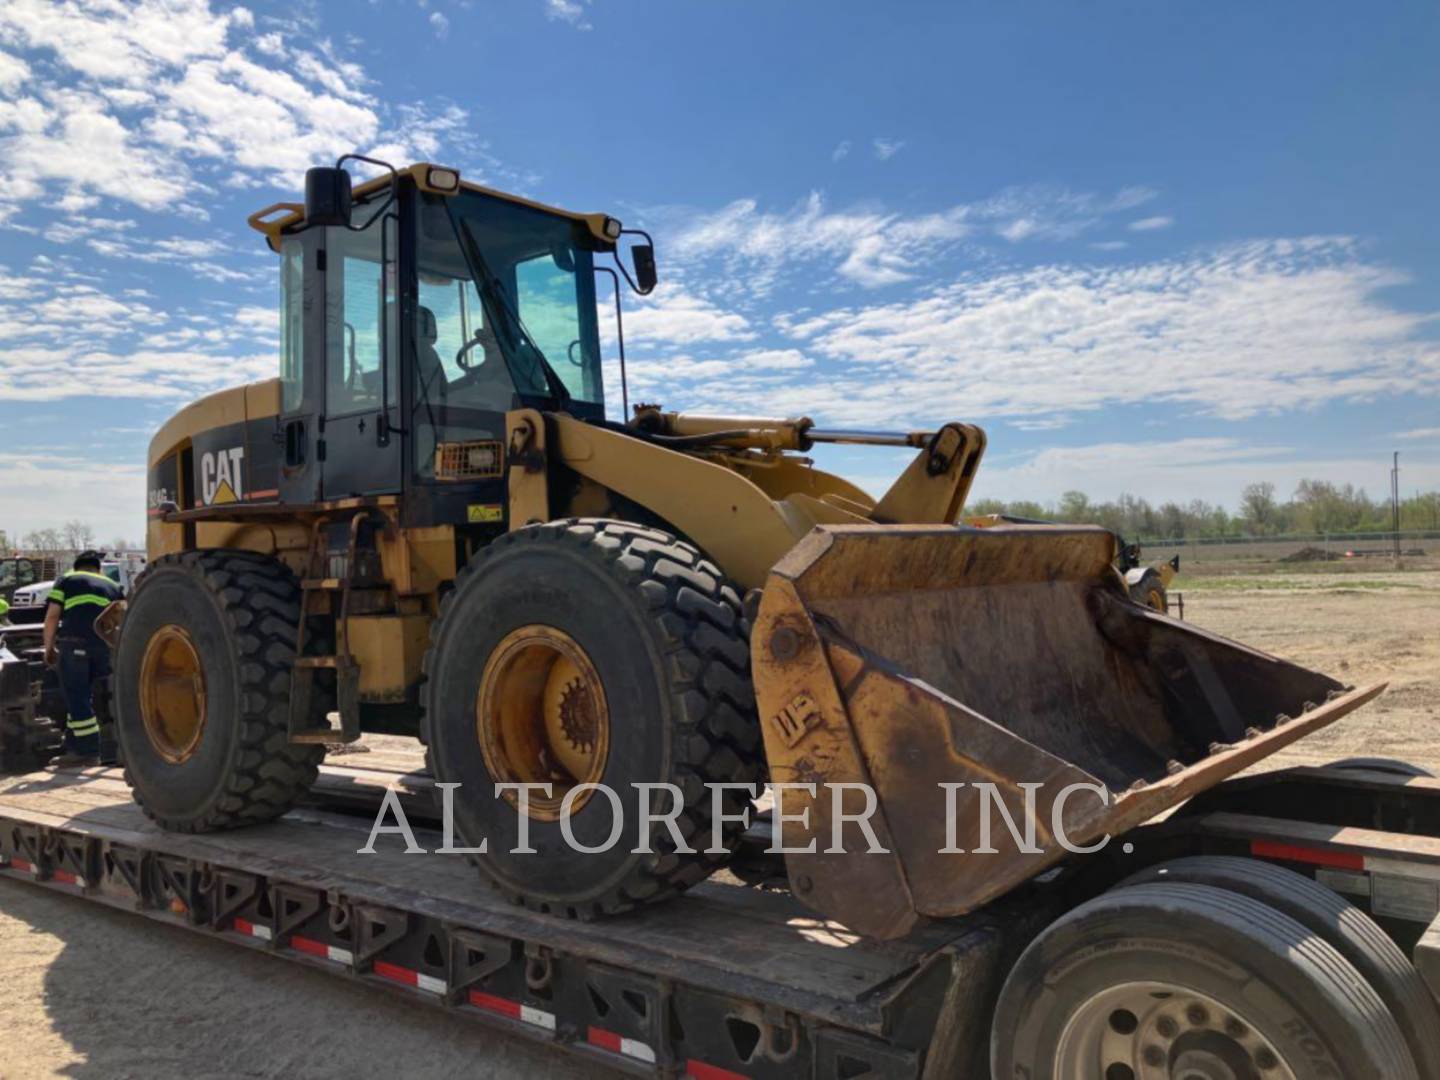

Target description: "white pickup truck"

left=5, top=555, right=144, bottom=625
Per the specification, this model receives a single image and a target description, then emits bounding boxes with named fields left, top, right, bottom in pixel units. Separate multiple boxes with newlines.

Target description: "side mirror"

left=631, top=243, right=657, bottom=294
left=304, top=166, right=353, bottom=228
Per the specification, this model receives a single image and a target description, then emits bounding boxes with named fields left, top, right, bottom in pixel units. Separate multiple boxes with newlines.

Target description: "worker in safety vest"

left=0, top=596, right=9, bottom=622
left=43, top=551, right=122, bottom=766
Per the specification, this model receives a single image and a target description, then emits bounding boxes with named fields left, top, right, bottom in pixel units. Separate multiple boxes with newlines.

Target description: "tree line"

left=970, top=481, right=1440, bottom=541
left=1, top=521, right=142, bottom=555
left=5, top=482, right=1439, bottom=552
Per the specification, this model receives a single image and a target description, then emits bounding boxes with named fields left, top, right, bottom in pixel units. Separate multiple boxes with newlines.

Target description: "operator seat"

left=416, top=305, right=447, bottom=404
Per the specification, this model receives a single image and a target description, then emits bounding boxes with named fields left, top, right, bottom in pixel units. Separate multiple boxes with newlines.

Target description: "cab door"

left=278, top=231, right=323, bottom=505
left=320, top=205, right=402, bottom=499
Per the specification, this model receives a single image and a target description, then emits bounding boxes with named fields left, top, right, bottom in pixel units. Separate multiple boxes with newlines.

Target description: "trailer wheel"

left=1328, top=756, right=1435, bottom=778
left=991, top=882, right=1417, bottom=1080
left=421, top=519, right=764, bottom=918
left=113, top=551, right=322, bottom=831
left=1120, top=855, right=1440, bottom=1079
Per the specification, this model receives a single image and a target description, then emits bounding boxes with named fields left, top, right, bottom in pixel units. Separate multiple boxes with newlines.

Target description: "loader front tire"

left=113, top=551, right=322, bottom=832
left=421, top=519, right=764, bottom=918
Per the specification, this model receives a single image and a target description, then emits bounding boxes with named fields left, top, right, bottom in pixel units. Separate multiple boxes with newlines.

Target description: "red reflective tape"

left=1251, top=839, right=1365, bottom=871
left=374, top=960, right=419, bottom=987
left=53, top=870, right=79, bottom=886
left=686, top=1061, right=749, bottom=1080
left=233, top=917, right=272, bottom=941
left=10, top=858, right=33, bottom=874
left=469, top=990, right=521, bottom=1019
left=588, top=1027, right=622, bottom=1053
left=289, top=935, right=328, bottom=958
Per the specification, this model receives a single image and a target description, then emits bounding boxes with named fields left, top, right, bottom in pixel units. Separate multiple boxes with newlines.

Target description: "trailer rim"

left=1057, top=979, right=1295, bottom=1080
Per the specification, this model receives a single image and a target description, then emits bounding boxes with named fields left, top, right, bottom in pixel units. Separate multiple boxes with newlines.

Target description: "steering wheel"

left=455, top=324, right=502, bottom=372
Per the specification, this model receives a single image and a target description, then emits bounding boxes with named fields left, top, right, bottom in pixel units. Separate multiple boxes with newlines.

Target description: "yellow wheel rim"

left=477, top=625, right=610, bottom=821
left=1146, top=588, right=1167, bottom=613
left=139, top=624, right=208, bottom=764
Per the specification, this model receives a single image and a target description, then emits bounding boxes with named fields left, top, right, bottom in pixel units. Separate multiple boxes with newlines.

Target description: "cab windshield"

left=414, top=190, right=603, bottom=414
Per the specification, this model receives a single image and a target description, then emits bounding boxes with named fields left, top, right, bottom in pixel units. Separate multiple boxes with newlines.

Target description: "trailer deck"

left=0, top=762, right=1004, bottom=1079
left=8, top=757, right=1440, bottom=1078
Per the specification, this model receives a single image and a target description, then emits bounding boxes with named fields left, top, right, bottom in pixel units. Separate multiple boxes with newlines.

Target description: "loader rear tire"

left=421, top=519, right=764, bottom=918
left=113, top=550, right=322, bottom=832
left=991, top=882, right=1418, bottom=1080
left=1120, top=855, right=1440, bottom=1080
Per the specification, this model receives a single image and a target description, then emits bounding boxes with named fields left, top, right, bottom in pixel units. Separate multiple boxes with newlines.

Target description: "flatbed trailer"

left=5, top=759, right=1440, bottom=1078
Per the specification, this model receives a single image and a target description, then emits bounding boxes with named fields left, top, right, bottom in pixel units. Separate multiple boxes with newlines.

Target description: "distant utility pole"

left=1391, top=451, right=1401, bottom=560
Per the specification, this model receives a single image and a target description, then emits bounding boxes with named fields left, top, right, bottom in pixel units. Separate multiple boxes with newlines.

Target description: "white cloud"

left=0, top=49, right=30, bottom=92
left=429, top=11, right=450, bottom=39
left=669, top=184, right=1158, bottom=294
left=872, top=138, right=905, bottom=161
left=626, top=284, right=754, bottom=347
left=636, top=237, right=1439, bottom=428
left=1130, top=215, right=1175, bottom=232
left=1091, top=240, right=1128, bottom=251
left=0, top=451, right=146, bottom=542
left=0, top=0, right=468, bottom=221
left=1397, top=427, right=1440, bottom=440
left=545, top=0, right=592, bottom=29
left=831, top=140, right=851, bottom=162
left=670, top=191, right=973, bottom=292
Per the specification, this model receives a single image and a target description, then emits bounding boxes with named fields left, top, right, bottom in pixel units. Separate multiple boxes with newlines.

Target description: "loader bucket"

left=751, top=524, right=1383, bottom=939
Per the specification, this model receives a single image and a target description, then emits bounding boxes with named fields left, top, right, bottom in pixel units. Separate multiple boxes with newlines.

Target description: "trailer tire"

left=113, top=550, right=322, bottom=832
left=1119, top=854, right=1440, bottom=1079
left=991, top=882, right=1417, bottom=1080
left=1329, top=756, right=1435, bottom=778
left=421, top=518, right=764, bottom=918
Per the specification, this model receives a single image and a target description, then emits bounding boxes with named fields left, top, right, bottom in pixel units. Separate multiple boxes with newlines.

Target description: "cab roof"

left=246, top=162, right=619, bottom=253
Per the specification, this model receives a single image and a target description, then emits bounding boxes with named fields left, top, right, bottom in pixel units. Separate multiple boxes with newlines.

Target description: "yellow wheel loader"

left=115, top=158, right=1381, bottom=939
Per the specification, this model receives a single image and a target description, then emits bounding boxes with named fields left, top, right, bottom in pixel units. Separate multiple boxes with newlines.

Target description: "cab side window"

left=326, top=205, right=397, bottom=417
left=279, top=239, right=304, bottom=414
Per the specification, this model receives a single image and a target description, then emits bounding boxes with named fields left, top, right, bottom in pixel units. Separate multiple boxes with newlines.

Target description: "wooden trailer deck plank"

left=0, top=768, right=970, bottom=1028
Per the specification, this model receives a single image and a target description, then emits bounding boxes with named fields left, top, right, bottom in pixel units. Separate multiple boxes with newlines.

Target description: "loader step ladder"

left=289, top=511, right=385, bottom=745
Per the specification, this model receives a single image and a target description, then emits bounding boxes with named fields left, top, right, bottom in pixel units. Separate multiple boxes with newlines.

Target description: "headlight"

left=603, top=216, right=622, bottom=240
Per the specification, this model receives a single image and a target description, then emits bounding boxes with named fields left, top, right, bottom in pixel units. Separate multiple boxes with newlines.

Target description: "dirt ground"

left=1, top=563, right=1437, bottom=1078
left=1174, top=563, right=1440, bottom=771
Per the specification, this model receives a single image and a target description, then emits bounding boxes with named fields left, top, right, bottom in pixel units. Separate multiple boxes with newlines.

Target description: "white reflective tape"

left=416, top=972, right=447, bottom=994
left=328, top=946, right=354, bottom=964
left=520, top=1005, right=556, bottom=1031
left=620, top=1038, right=656, bottom=1063
left=251, top=924, right=273, bottom=941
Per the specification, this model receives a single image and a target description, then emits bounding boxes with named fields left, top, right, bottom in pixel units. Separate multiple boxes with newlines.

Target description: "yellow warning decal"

left=467, top=503, right=503, bottom=523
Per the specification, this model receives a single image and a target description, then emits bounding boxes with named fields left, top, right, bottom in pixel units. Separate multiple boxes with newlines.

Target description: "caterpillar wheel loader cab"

left=115, top=158, right=1382, bottom=938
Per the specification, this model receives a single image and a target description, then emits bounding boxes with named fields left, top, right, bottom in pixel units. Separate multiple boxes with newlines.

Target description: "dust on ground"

left=1, top=562, right=1437, bottom=1077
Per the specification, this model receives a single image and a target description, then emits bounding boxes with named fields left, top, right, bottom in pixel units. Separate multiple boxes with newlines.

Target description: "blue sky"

left=1, top=0, right=1437, bottom=542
